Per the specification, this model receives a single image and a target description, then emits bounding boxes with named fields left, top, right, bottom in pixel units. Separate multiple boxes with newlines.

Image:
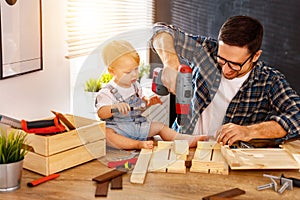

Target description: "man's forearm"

left=248, top=121, right=287, bottom=139
left=152, top=32, right=180, bottom=70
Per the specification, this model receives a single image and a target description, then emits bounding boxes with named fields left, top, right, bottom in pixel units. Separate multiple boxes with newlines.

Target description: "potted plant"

left=0, top=129, right=28, bottom=192
left=84, top=72, right=113, bottom=93
left=138, top=62, right=150, bottom=82
left=84, top=78, right=102, bottom=93
left=84, top=72, right=113, bottom=118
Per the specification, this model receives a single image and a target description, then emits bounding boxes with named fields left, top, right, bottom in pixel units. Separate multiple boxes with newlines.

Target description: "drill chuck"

left=152, top=64, right=193, bottom=126
left=152, top=68, right=169, bottom=96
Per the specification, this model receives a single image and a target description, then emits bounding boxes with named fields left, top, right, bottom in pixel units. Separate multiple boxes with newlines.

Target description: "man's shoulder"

left=255, top=61, right=286, bottom=81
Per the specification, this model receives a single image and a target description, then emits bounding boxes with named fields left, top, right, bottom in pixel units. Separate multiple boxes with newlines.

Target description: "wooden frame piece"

left=190, top=141, right=228, bottom=175
left=221, top=145, right=300, bottom=170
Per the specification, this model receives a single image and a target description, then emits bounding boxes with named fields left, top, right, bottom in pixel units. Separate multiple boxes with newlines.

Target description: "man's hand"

left=216, top=123, right=252, bottom=146
left=216, top=121, right=287, bottom=146
left=161, top=66, right=178, bottom=94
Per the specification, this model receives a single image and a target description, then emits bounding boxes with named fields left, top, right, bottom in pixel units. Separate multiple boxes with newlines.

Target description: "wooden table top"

left=1, top=158, right=300, bottom=200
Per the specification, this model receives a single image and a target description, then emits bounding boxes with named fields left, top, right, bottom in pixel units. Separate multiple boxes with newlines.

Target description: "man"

left=150, top=15, right=300, bottom=146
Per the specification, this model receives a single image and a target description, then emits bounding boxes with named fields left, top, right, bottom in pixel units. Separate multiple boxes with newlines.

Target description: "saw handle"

left=26, top=119, right=55, bottom=129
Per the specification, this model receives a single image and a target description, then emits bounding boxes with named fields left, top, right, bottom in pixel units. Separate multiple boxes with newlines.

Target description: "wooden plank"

left=221, top=146, right=300, bottom=170
left=24, top=140, right=106, bottom=176
left=281, top=141, right=300, bottom=169
left=130, top=148, right=153, bottom=184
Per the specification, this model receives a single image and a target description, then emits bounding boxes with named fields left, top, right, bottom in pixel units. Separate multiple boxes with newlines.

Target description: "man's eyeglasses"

left=217, top=53, right=254, bottom=71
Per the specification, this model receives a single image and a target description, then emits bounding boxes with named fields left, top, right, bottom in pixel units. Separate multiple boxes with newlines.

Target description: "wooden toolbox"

left=23, top=114, right=106, bottom=176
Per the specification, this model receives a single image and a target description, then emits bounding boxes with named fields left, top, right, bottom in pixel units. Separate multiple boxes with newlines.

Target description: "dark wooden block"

left=95, top=182, right=109, bottom=197
left=92, top=170, right=126, bottom=183
left=110, top=175, right=123, bottom=190
left=202, top=188, right=245, bottom=200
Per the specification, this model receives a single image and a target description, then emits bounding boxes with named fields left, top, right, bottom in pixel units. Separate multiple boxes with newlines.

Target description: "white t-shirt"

left=193, top=72, right=251, bottom=137
left=95, top=80, right=144, bottom=110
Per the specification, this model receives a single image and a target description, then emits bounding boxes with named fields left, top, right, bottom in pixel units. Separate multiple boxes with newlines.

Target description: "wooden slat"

left=24, top=140, right=105, bottom=176
left=130, top=149, right=153, bottom=184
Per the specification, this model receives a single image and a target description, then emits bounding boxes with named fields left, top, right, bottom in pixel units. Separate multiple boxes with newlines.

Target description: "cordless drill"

left=152, top=64, right=192, bottom=125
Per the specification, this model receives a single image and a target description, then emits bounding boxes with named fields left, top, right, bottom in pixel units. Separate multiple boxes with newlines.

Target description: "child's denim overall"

left=103, top=83, right=149, bottom=140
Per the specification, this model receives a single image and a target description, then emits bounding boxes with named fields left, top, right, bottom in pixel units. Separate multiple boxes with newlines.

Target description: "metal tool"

left=278, top=178, right=293, bottom=194
left=111, top=103, right=146, bottom=113
left=152, top=64, right=192, bottom=125
left=0, top=114, right=22, bottom=129
left=257, top=174, right=299, bottom=194
left=257, top=177, right=278, bottom=191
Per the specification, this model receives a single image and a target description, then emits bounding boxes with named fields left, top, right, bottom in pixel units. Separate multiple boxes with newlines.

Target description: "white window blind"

left=66, top=0, right=154, bottom=59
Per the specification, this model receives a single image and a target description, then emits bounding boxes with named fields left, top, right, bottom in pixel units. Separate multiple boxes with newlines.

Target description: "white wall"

left=0, top=0, right=70, bottom=120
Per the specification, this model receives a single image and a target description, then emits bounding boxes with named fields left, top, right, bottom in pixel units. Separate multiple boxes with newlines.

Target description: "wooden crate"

left=23, top=115, right=106, bottom=175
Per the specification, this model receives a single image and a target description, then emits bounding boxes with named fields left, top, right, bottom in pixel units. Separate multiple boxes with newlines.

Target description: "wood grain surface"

left=1, top=150, right=300, bottom=200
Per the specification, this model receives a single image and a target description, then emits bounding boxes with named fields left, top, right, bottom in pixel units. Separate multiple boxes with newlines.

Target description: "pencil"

left=27, top=174, right=60, bottom=187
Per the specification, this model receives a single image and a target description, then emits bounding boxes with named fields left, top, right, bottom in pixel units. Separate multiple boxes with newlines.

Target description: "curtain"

left=66, top=0, right=154, bottom=58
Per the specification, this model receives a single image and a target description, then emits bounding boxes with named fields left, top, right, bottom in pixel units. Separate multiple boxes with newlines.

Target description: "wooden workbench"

left=1, top=154, right=300, bottom=200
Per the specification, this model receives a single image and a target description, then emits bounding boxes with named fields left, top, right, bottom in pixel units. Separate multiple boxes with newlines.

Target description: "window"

left=66, top=0, right=154, bottom=59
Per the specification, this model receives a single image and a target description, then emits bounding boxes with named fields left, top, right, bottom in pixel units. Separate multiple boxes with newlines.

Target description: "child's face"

left=110, top=54, right=139, bottom=87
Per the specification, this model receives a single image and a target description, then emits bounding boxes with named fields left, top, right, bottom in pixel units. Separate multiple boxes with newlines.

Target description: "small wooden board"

left=130, top=148, right=153, bottom=184
left=190, top=141, right=228, bottom=175
left=221, top=146, right=300, bottom=170
left=51, top=110, right=76, bottom=130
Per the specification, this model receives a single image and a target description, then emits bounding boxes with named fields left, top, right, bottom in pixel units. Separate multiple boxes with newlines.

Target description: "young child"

left=96, top=40, right=207, bottom=149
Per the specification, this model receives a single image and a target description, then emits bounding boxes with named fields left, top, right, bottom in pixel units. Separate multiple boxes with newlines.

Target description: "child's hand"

left=111, top=102, right=131, bottom=115
left=146, top=96, right=162, bottom=107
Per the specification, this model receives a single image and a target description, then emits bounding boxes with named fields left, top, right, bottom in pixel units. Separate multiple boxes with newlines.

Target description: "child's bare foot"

left=138, top=140, right=154, bottom=149
left=189, top=135, right=209, bottom=147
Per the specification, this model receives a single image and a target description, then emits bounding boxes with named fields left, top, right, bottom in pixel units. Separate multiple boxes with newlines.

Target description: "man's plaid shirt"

left=151, top=23, right=300, bottom=141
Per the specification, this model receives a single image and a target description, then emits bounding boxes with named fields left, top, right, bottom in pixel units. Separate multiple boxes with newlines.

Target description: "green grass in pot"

left=0, top=130, right=28, bottom=164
